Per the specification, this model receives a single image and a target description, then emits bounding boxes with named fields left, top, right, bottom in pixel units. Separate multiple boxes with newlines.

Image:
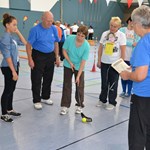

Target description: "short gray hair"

left=131, top=5, right=150, bottom=28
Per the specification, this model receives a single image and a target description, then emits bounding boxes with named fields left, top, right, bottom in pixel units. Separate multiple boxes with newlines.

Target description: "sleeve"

left=52, top=25, right=60, bottom=42
left=0, top=35, right=11, bottom=59
left=99, top=32, right=106, bottom=44
left=28, top=27, right=37, bottom=45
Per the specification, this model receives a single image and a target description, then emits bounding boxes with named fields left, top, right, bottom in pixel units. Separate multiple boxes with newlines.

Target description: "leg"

left=108, top=67, right=119, bottom=106
left=41, top=52, right=55, bottom=99
left=127, top=80, right=133, bottom=95
left=61, top=67, right=73, bottom=108
left=99, top=63, right=109, bottom=103
left=146, top=125, right=150, bottom=150
left=1, top=67, right=17, bottom=115
left=59, top=42, right=64, bottom=61
left=121, top=79, right=127, bottom=93
left=128, top=95, right=147, bottom=150
left=31, top=50, right=46, bottom=103
left=74, top=70, right=84, bottom=107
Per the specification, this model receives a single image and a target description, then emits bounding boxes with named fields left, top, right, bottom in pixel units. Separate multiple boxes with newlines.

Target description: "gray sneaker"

left=34, top=103, right=42, bottom=110
left=41, top=99, right=53, bottom=105
left=119, top=92, right=125, bottom=98
left=96, top=101, right=107, bottom=107
left=60, top=107, right=69, bottom=115
left=105, top=104, right=115, bottom=110
left=75, top=106, right=83, bottom=114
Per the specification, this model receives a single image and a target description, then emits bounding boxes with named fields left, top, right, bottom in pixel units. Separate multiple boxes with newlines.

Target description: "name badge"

left=104, top=42, right=114, bottom=55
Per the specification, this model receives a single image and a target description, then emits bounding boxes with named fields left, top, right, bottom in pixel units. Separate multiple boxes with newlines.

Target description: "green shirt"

left=63, top=35, right=90, bottom=71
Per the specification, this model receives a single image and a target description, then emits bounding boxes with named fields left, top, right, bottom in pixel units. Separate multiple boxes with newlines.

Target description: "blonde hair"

left=110, top=17, right=122, bottom=27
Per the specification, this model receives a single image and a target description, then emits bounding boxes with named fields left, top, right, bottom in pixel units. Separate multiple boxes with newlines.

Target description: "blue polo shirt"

left=28, top=23, right=59, bottom=53
left=130, top=33, right=150, bottom=97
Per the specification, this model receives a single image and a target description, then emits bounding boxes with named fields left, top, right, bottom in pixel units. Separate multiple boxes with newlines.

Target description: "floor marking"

left=56, top=119, right=129, bottom=150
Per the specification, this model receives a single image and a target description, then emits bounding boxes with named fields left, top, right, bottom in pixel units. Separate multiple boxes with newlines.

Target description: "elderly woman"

left=60, top=25, right=90, bottom=115
left=120, top=5, right=150, bottom=150
left=96, top=17, right=126, bottom=110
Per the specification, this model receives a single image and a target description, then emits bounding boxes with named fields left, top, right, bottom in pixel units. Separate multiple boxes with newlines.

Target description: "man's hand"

left=28, top=58, right=35, bottom=69
left=55, top=57, right=60, bottom=67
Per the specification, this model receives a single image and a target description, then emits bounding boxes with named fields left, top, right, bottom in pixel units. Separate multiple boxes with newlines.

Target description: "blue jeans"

left=121, top=61, right=133, bottom=95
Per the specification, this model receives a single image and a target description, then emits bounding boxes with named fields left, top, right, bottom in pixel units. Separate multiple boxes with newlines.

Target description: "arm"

left=6, top=57, right=18, bottom=81
left=54, top=42, right=60, bottom=67
left=15, top=29, right=27, bottom=45
left=97, top=43, right=103, bottom=68
left=120, top=66, right=148, bottom=82
left=120, top=45, right=126, bottom=60
left=26, top=42, right=34, bottom=69
left=63, top=49, right=75, bottom=71
left=76, top=60, right=86, bottom=85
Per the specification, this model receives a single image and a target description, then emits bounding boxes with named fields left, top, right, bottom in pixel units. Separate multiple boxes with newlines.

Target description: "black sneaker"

left=7, top=110, right=21, bottom=116
left=1, top=115, right=13, bottom=122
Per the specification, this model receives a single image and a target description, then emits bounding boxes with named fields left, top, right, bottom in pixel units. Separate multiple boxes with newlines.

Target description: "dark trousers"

left=61, top=67, right=84, bottom=108
left=129, top=94, right=150, bottom=150
left=31, top=50, right=55, bottom=103
left=72, top=32, right=77, bottom=35
left=99, top=62, right=119, bottom=106
left=1, top=66, right=19, bottom=115
left=121, top=61, right=133, bottom=95
left=58, top=42, right=64, bottom=61
left=88, top=33, right=93, bottom=40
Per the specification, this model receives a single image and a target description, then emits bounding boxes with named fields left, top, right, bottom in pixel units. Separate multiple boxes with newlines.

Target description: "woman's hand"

left=97, top=61, right=101, bottom=68
left=75, top=76, right=80, bottom=86
left=120, top=71, right=130, bottom=80
left=70, top=62, right=75, bottom=72
left=12, top=71, right=18, bottom=81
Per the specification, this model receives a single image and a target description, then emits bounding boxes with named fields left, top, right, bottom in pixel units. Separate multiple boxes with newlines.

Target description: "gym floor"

left=0, top=45, right=130, bottom=150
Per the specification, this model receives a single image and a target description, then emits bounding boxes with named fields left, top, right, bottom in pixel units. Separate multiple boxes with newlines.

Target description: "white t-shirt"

left=71, top=24, right=79, bottom=32
left=100, top=30, right=126, bottom=64
left=88, top=28, right=94, bottom=34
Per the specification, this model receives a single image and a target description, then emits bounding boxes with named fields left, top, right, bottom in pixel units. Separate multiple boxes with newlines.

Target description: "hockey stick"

left=76, top=84, right=92, bottom=122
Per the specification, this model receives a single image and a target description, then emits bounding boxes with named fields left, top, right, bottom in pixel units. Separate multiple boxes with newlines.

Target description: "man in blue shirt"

left=26, top=11, right=60, bottom=110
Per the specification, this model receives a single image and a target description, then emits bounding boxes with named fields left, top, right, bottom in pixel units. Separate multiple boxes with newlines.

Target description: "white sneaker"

left=34, top=103, right=42, bottom=110
left=75, top=106, right=83, bottom=114
left=60, top=107, right=68, bottom=115
left=105, top=104, right=115, bottom=110
left=41, top=99, right=53, bottom=105
left=96, top=101, right=107, bottom=107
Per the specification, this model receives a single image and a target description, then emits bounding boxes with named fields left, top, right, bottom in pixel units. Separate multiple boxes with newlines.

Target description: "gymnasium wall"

left=0, top=0, right=125, bottom=40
